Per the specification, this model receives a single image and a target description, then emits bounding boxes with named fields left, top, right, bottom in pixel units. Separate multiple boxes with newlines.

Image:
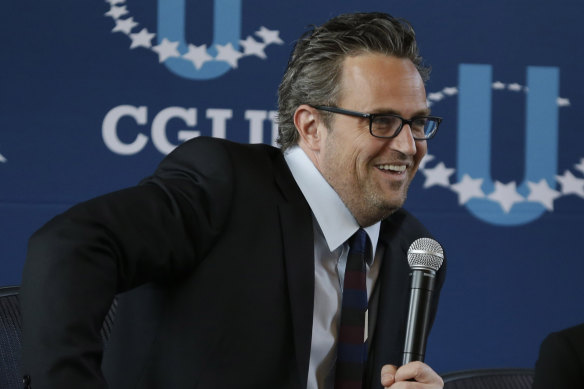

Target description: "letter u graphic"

left=457, top=64, right=559, bottom=226
left=158, top=0, right=242, bottom=80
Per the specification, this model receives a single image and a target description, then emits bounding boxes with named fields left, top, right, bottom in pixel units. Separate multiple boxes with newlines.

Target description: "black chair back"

left=0, top=286, right=118, bottom=389
left=0, top=286, right=22, bottom=389
left=442, top=368, right=534, bottom=389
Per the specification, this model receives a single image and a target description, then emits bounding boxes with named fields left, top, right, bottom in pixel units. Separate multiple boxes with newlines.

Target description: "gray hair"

left=276, top=12, right=430, bottom=151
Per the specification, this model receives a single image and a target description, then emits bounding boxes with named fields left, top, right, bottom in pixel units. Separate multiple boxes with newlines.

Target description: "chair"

left=442, top=368, right=535, bottom=389
left=0, top=286, right=118, bottom=389
left=0, top=286, right=22, bottom=389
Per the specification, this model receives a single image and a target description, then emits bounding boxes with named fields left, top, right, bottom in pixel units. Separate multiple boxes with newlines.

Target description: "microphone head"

left=407, top=237, right=444, bottom=272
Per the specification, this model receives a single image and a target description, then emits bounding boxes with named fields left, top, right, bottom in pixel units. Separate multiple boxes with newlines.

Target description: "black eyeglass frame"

left=311, top=105, right=442, bottom=140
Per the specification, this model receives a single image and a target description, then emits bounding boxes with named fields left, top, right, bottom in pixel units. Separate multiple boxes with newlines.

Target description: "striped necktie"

left=335, top=228, right=369, bottom=389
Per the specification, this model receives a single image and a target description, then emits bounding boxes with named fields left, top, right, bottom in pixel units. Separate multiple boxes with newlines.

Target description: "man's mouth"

left=376, top=164, right=407, bottom=173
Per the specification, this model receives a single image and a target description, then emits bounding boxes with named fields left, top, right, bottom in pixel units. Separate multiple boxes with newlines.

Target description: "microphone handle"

left=402, top=269, right=437, bottom=365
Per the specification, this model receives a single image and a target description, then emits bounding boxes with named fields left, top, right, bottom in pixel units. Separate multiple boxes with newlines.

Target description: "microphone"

left=402, top=237, right=444, bottom=365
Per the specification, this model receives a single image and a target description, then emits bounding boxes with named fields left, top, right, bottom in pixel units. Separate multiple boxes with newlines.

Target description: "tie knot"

left=349, top=228, right=369, bottom=255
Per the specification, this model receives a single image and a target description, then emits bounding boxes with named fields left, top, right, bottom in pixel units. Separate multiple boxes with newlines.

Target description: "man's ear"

left=294, top=104, right=323, bottom=151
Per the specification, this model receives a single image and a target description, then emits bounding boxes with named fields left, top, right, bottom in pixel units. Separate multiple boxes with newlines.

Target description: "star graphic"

left=428, top=92, right=444, bottom=101
left=557, top=97, right=571, bottom=107
left=556, top=170, right=584, bottom=197
left=106, top=0, right=125, bottom=5
left=487, top=181, right=524, bottom=213
left=419, top=154, right=435, bottom=170
left=492, top=81, right=506, bottom=89
left=450, top=174, right=485, bottom=205
left=575, top=158, right=584, bottom=175
left=508, top=83, right=523, bottom=92
left=255, top=26, right=284, bottom=45
left=240, top=36, right=267, bottom=59
left=112, top=17, right=138, bottom=34
left=152, top=38, right=180, bottom=62
left=105, top=5, right=128, bottom=19
left=442, top=87, right=458, bottom=95
left=215, top=43, right=243, bottom=68
left=421, top=162, right=455, bottom=188
left=526, top=179, right=561, bottom=211
left=183, top=44, right=213, bottom=69
left=0, top=152, right=6, bottom=163
left=129, top=28, right=155, bottom=49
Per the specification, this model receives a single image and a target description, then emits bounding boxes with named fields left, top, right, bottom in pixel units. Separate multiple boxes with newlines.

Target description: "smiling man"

left=21, top=12, right=446, bottom=389
left=294, top=54, right=430, bottom=227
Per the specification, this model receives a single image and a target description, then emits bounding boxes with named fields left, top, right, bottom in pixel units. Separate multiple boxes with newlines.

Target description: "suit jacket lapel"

left=365, top=218, right=412, bottom=388
left=274, top=154, right=315, bottom=388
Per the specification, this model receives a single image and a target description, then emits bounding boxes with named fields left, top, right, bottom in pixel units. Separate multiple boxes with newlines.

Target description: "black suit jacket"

left=20, top=137, right=446, bottom=388
left=533, top=323, right=584, bottom=389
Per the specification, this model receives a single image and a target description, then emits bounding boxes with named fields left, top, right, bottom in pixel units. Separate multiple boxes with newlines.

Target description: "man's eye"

left=412, top=118, right=429, bottom=127
left=374, top=116, right=399, bottom=128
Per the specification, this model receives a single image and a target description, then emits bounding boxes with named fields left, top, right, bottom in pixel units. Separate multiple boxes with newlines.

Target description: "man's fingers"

left=395, top=361, right=444, bottom=386
left=381, top=364, right=398, bottom=387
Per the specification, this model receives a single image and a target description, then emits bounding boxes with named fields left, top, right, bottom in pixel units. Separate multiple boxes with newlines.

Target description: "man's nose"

left=390, top=124, right=417, bottom=156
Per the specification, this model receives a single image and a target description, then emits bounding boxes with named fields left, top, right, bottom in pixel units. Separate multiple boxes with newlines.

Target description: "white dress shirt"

left=284, top=146, right=382, bottom=389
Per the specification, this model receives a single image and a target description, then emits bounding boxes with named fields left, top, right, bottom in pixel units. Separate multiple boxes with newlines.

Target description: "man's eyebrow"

left=371, top=108, right=432, bottom=117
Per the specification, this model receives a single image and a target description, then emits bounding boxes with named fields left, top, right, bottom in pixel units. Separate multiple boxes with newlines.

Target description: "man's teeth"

left=378, top=164, right=406, bottom=172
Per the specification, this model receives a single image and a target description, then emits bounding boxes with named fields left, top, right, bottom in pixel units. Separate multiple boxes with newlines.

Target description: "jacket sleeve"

left=20, top=137, right=234, bottom=388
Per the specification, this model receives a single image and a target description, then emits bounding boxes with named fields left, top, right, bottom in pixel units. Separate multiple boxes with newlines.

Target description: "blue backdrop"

left=2, top=0, right=583, bottom=374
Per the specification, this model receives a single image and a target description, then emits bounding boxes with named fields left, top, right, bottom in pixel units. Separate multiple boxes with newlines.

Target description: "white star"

left=215, top=43, right=243, bottom=68
left=0, top=152, right=6, bottom=163
left=575, top=158, right=584, bottom=175
left=508, top=83, right=523, bottom=92
left=487, top=181, right=524, bottom=213
left=443, top=87, right=458, bottom=95
left=556, top=170, right=584, bottom=197
left=526, top=179, right=561, bottom=211
left=557, top=97, right=571, bottom=107
left=492, top=81, right=506, bottom=90
left=240, top=36, right=267, bottom=59
left=451, top=174, right=485, bottom=205
left=105, top=5, right=128, bottom=19
left=428, top=92, right=444, bottom=101
left=421, top=162, right=455, bottom=188
left=106, top=0, right=125, bottom=5
left=152, top=38, right=180, bottom=62
left=183, top=44, right=213, bottom=69
left=419, top=154, right=435, bottom=170
left=255, top=26, right=284, bottom=45
left=129, top=28, right=155, bottom=49
left=112, top=17, right=138, bottom=34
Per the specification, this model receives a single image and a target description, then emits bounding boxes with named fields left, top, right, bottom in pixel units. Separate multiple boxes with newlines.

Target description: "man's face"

left=310, top=54, right=429, bottom=226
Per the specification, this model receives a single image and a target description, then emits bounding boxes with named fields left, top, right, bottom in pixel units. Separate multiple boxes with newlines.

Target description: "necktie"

left=335, top=228, right=369, bottom=389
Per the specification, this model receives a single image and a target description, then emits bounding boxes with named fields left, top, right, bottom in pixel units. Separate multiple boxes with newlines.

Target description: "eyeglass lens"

left=371, top=116, right=438, bottom=139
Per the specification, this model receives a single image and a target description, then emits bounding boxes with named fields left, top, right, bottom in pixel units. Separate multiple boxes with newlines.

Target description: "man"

left=533, top=323, right=584, bottom=389
left=21, top=12, right=446, bottom=389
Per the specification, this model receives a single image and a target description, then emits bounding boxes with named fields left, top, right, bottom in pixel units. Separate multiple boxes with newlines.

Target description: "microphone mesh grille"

left=407, top=237, right=444, bottom=271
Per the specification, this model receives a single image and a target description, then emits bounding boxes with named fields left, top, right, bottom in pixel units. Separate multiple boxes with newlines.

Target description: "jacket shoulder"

left=382, top=208, right=433, bottom=243
left=153, top=137, right=282, bottom=178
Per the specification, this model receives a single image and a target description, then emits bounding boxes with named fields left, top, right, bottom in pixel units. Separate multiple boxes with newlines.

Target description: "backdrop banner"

left=2, top=0, right=583, bottom=374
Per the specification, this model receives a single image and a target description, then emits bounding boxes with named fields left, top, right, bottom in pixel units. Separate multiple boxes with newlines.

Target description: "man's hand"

left=380, top=362, right=444, bottom=388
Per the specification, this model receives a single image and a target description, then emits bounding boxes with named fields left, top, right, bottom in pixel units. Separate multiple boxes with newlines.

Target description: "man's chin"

left=369, top=196, right=406, bottom=222
left=381, top=187, right=407, bottom=206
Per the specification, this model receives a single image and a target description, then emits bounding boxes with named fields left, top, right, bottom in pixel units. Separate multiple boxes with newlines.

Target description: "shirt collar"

left=284, top=146, right=380, bottom=259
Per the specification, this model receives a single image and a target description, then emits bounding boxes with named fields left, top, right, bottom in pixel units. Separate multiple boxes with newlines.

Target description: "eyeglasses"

left=311, top=105, right=442, bottom=140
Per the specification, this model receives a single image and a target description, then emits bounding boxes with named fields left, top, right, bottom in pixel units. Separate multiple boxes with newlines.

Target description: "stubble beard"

left=329, top=169, right=411, bottom=227
left=360, top=178, right=410, bottom=225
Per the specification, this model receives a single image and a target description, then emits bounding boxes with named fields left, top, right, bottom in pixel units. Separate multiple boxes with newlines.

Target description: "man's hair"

left=276, top=12, right=429, bottom=151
